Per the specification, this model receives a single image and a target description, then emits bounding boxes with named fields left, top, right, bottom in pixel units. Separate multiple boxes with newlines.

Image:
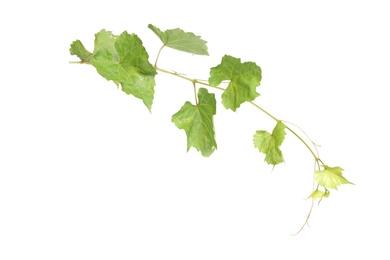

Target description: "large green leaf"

left=171, top=88, right=217, bottom=157
left=253, top=122, right=286, bottom=165
left=209, top=55, right=262, bottom=111
left=91, top=31, right=157, bottom=111
left=148, top=24, right=208, bottom=55
left=314, top=165, right=353, bottom=190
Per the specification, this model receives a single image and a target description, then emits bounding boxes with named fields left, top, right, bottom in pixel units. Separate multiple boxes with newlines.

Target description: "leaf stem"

left=193, top=82, right=198, bottom=106
left=154, top=45, right=165, bottom=68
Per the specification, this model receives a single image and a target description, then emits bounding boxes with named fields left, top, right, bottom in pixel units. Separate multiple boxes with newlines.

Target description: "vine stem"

left=155, top=67, right=225, bottom=90
left=249, top=101, right=278, bottom=122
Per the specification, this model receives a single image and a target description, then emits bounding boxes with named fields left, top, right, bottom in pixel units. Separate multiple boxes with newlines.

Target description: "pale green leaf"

left=314, top=165, right=353, bottom=190
left=171, top=88, right=217, bottom=157
left=91, top=31, right=157, bottom=111
left=148, top=24, right=208, bottom=55
left=308, top=189, right=325, bottom=199
left=253, top=122, right=286, bottom=165
left=308, top=189, right=330, bottom=199
left=308, top=189, right=330, bottom=204
left=209, top=55, right=262, bottom=111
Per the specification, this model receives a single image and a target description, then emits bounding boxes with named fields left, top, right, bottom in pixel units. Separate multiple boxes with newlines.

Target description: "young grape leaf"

left=91, top=31, right=157, bottom=111
left=171, top=88, right=217, bottom=157
left=253, top=122, right=286, bottom=165
left=148, top=24, right=208, bottom=55
left=208, top=55, right=262, bottom=111
left=308, top=189, right=330, bottom=204
left=308, top=189, right=330, bottom=199
left=69, top=40, right=92, bottom=62
left=314, top=166, right=353, bottom=190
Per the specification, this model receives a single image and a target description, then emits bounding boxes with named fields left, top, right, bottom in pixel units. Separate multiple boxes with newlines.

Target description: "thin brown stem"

left=291, top=195, right=315, bottom=236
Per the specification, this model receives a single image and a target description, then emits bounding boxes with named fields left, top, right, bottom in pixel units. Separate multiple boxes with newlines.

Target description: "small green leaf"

left=314, top=165, right=353, bottom=190
left=209, top=55, right=262, bottom=111
left=91, top=31, right=157, bottom=111
left=172, top=88, right=217, bottom=157
left=308, top=189, right=325, bottom=199
left=308, top=189, right=330, bottom=204
left=253, top=122, right=286, bottom=165
left=308, top=189, right=329, bottom=199
left=69, top=40, right=92, bottom=62
left=148, top=24, right=208, bottom=55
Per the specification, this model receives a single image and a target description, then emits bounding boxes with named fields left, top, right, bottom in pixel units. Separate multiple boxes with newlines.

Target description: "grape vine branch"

left=69, top=24, right=353, bottom=234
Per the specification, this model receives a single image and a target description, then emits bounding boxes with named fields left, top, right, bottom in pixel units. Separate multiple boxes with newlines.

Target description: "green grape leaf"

left=148, top=24, right=208, bottom=55
left=171, top=88, right=217, bottom=157
left=314, top=165, right=353, bottom=190
left=69, top=40, right=92, bottom=62
left=91, top=31, right=157, bottom=111
left=253, top=122, right=286, bottom=165
left=209, top=55, right=262, bottom=111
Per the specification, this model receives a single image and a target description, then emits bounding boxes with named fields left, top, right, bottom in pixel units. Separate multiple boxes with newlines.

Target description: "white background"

left=1, top=0, right=389, bottom=259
